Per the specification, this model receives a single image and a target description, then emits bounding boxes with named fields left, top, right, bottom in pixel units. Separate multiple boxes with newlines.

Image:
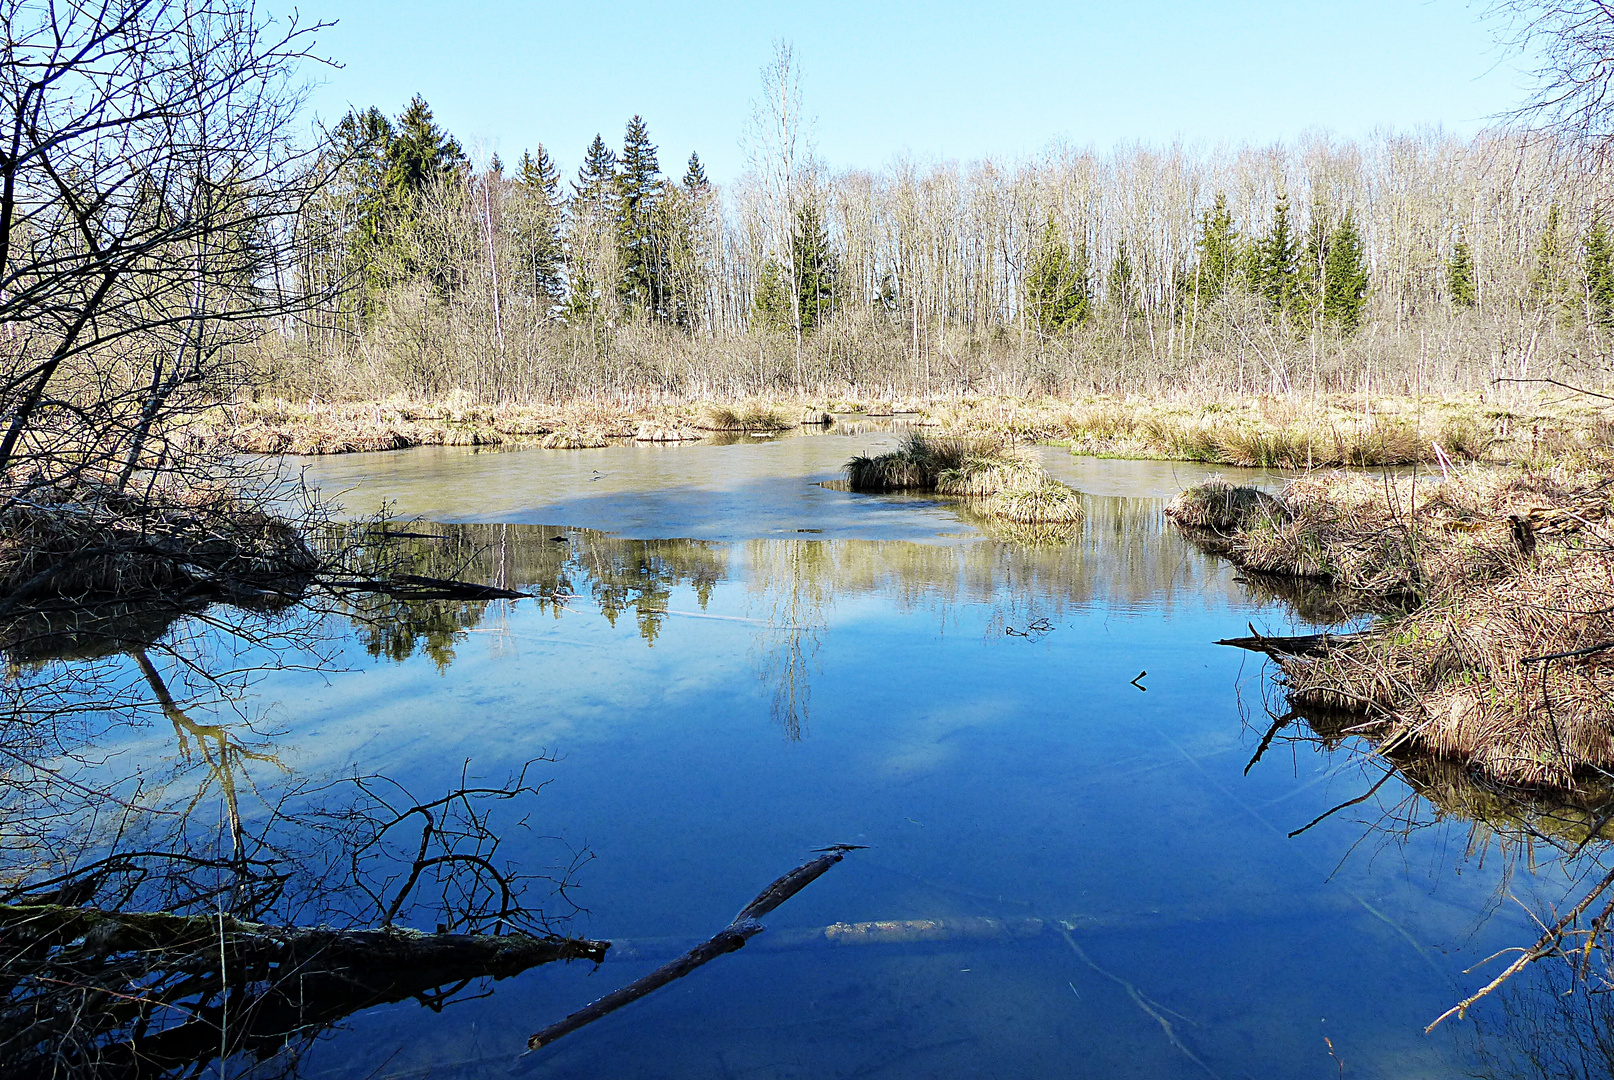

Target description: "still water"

left=37, top=430, right=1602, bottom=1077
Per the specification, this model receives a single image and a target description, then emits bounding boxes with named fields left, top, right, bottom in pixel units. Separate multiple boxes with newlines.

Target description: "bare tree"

left=0, top=0, right=334, bottom=493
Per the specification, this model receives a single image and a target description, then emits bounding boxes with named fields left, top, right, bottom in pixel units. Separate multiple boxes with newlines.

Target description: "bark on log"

left=527, top=847, right=859, bottom=1051
left=1215, top=626, right=1369, bottom=656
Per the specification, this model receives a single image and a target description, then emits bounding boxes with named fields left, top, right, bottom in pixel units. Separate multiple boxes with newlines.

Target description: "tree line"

left=273, top=91, right=1614, bottom=401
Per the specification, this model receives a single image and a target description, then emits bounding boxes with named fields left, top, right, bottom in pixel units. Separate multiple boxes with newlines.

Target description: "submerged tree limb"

left=1426, top=864, right=1614, bottom=1032
left=526, top=846, right=862, bottom=1051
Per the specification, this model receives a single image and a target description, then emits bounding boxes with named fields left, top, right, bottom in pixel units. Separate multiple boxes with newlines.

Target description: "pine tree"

left=514, top=145, right=565, bottom=310
left=615, top=116, right=669, bottom=319
left=1584, top=214, right=1614, bottom=329
left=1322, top=211, right=1370, bottom=331
left=1530, top=204, right=1570, bottom=310
left=385, top=96, right=465, bottom=202
left=1025, top=221, right=1091, bottom=337
left=1447, top=238, right=1477, bottom=309
left=1190, top=193, right=1239, bottom=309
left=1255, top=194, right=1300, bottom=315
left=791, top=200, right=838, bottom=331
left=683, top=152, right=709, bottom=190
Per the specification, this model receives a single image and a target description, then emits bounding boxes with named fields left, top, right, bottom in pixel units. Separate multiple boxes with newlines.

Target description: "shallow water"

left=24, top=436, right=1598, bottom=1078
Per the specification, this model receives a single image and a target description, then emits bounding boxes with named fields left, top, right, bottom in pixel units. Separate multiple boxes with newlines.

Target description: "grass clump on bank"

left=847, top=433, right=1085, bottom=526
left=1172, top=466, right=1614, bottom=789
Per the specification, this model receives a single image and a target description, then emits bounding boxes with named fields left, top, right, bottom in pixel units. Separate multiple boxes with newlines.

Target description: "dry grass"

left=989, top=481, right=1086, bottom=525
left=1174, top=464, right=1614, bottom=789
left=0, top=482, right=316, bottom=604
left=846, top=433, right=1035, bottom=494
left=695, top=403, right=795, bottom=431
left=846, top=433, right=1084, bottom=529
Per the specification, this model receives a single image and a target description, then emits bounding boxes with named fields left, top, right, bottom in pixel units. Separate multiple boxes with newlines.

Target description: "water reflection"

left=0, top=592, right=591, bottom=1078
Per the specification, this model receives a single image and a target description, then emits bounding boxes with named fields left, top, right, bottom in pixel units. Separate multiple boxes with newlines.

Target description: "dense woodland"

left=265, top=89, right=1614, bottom=403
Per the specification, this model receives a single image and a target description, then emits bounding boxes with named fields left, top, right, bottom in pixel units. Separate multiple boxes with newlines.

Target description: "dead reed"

left=1173, top=465, right=1614, bottom=789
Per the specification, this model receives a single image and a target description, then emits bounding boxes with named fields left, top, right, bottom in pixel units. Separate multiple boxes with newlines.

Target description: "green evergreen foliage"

left=385, top=96, right=466, bottom=203
left=616, top=116, right=667, bottom=319
left=1025, top=221, right=1092, bottom=336
left=1530, top=204, right=1571, bottom=309
left=751, top=259, right=792, bottom=332
left=1584, top=214, right=1614, bottom=329
left=683, top=152, right=709, bottom=190
left=1321, top=211, right=1370, bottom=331
left=572, top=135, right=618, bottom=204
left=514, top=146, right=565, bottom=310
left=749, top=201, right=839, bottom=333
left=1190, top=194, right=1239, bottom=308
left=1108, top=241, right=1137, bottom=318
left=791, top=200, right=838, bottom=331
left=1447, top=238, right=1477, bottom=308
left=1254, top=194, right=1300, bottom=314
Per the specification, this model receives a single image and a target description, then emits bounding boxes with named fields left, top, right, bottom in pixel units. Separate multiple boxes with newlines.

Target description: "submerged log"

left=527, top=846, right=861, bottom=1051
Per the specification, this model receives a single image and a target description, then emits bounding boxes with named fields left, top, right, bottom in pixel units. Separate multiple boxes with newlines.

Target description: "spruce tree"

left=791, top=200, right=838, bottom=331
left=329, top=106, right=396, bottom=299
left=385, top=96, right=466, bottom=201
left=1191, top=194, right=1239, bottom=308
left=616, top=116, right=667, bottom=319
left=1108, top=241, right=1138, bottom=320
left=515, top=145, right=565, bottom=310
left=1447, top=238, right=1477, bottom=308
left=1530, top=203, right=1570, bottom=309
left=1025, top=221, right=1091, bottom=336
left=1256, top=193, right=1300, bottom=315
left=1585, top=214, right=1614, bottom=329
left=568, top=135, right=620, bottom=318
left=683, top=152, right=709, bottom=190
left=1322, top=211, right=1369, bottom=331
left=751, top=259, right=791, bottom=331
left=573, top=135, right=618, bottom=203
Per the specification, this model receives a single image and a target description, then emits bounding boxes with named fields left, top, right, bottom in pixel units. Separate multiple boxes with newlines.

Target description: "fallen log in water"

left=527, top=846, right=861, bottom=1051
left=1215, top=623, right=1370, bottom=656
left=604, top=915, right=1046, bottom=962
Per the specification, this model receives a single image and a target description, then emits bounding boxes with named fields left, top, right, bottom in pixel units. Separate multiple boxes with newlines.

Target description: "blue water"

left=41, top=435, right=1595, bottom=1078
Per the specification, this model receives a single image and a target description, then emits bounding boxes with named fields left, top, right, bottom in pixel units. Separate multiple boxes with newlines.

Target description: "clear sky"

left=295, top=1, right=1529, bottom=183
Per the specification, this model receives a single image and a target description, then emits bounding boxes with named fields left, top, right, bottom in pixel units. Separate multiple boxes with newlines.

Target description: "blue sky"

left=296, top=1, right=1528, bottom=183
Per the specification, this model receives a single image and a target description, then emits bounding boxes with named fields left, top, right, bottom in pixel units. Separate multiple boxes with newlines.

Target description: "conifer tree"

left=1108, top=241, right=1138, bottom=322
left=514, top=145, right=565, bottom=310
left=683, top=152, right=709, bottom=190
left=1255, top=194, right=1300, bottom=315
left=751, top=259, right=791, bottom=332
left=791, top=200, right=838, bottom=331
left=327, top=106, right=396, bottom=302
left=385, top=96, right=466, bottom=202
left=1025, top=221, right=1091, bottom=337
left=567, top=135, right=620, bottom=318
left=1447, top=238, right=1477, bottom=308
left=1584, top=214, right=1614, bottom=329
left=1190, top=194, right=1239, bottom=309
left=1322, top=211, right=1369, bottom=331
left=1530, top=203, right=1571, bottom=309
left=616, top=116, right=667, bottom=319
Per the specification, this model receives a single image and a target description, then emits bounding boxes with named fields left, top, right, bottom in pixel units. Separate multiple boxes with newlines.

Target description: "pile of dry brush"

left=0, top=482, right=318, bottom=615
left=1168, top=465, right=1614, bottom=789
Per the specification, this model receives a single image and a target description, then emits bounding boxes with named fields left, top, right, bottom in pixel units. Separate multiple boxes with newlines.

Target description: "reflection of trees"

left=745, top=542, right=833, bottom=739
left=0, top=599, right=593, bottom=1078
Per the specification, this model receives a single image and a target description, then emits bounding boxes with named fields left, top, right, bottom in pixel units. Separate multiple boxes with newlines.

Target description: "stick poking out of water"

left=526, top=845, right=864, bottom=1051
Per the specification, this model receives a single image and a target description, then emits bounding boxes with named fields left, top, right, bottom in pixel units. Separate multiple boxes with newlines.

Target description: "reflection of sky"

left=47, top=453, right=1585, bottom=1078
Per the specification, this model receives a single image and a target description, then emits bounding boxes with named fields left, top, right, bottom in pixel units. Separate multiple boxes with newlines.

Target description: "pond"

left=11, top=430, right=1604, bottom=1079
